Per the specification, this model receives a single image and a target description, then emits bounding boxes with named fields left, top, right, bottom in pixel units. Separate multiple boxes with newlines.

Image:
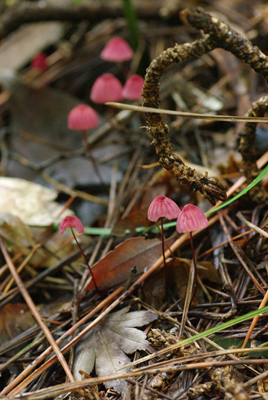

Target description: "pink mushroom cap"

left=176, top=204, right=208, bottom=233
left=148, top=196, right=181, bottom=222
left=68, top=104, right=99, bottom=130
left=122, top=75, right=144, bottom=100
left=90, top=73, right=123, bottom=104
left=31, top=52, right=48, bottom=71
left=59, top=216, right=84, bottom=234
left=101, top=37, right=134, bottom=62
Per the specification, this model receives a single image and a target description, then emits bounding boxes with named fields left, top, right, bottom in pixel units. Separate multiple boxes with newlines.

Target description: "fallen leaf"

left=86, top=236, right=176, bottom=290
left=143, top=258, right=220, bottom=306
left=0, top=304, right=35, bottom=354
left=111, top=209, right=151, bottom=236
left=0, top=213, right=35, bottom=254
left=73, top=307, right=157, bottom=392
left=168, top=258, right=220, bottom=303
left=0, top=177, right=74, bottom=226
left=0, top=23, right=62, bottom=70
left=142, top=267, right=166, bottom=309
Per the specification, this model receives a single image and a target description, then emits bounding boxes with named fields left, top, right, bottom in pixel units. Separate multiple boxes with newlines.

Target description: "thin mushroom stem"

left=81, top=129, right=107, bottom=190
left=70, top=227, right=100, bottom=293
left=155, top=218, right=169, bottom=292
left=160, top=217, right=168, bottom=288
left=189, top=231, right=198, bottom=303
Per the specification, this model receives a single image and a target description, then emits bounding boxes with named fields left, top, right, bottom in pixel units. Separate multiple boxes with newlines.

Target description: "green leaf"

left=122, top=0, right=140, bottom=51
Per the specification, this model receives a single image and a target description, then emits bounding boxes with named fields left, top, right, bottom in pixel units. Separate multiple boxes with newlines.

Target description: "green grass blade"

left=205, top=163, right=268, bottom=215
left=122, top=0, right=140, bottom=51
left=161, top=305, right=268, bottom=352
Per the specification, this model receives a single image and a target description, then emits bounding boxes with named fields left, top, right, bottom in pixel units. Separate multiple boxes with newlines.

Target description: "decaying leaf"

left=0, top=213, right=35, bottom=254
left=0, top=23, right=62, bottom=70
left=169, top=258, right=221, bottom=303
left=0, top=304, right=35, bottom=354
left=111, top=208, right=151, bottom=237
left=73, top=307, right=157, bottom=393
left=0, top=177, right=73, bottom=226
left=86, top=236, right=176, bottom=290
left=143, top=258, right=221, bottom=307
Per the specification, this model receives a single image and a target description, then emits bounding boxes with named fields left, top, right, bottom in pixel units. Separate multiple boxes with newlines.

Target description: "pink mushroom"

left=59, top=216, right=99, bottom=291
left=176, top=204, right=208, bottom=302
left=122, top=75, right=144, bottom=100
left=59, top=216, right=84, bottom=234
left=148, top=196, right=181, bottom=222
left=31, top=52, right=48, bottom=71
left=68, top=104, right=106, bottom=187
left=90, top=73, right=123, bottom=104
left=68, top=104, right=99, bottom=131
left=101, top=37, right=134, bottom=62
left=148, top=196, right=181, bottom=287
left=176, top=204, right=208, bottom=233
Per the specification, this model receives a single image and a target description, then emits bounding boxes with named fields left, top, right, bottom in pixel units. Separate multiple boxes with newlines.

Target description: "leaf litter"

left=2, top=1, right=268, bottom=399
left=73, top=307, right=157, bottom=392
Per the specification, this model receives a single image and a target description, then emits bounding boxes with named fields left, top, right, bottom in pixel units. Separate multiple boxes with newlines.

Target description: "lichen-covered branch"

left=239, top=96, right=268, bottom=202
left=142, top=7, right=268, bottom=205
left=184, top=8, right=268, bottom=78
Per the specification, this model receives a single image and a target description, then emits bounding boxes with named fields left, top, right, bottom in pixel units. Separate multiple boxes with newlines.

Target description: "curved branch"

left=142, top=7, right=268, bottom=205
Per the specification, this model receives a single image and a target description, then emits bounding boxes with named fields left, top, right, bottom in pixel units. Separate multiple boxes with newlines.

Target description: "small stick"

left=70, top=226, right=100, bottom=293
left=0, top=238, right=75, bottom=383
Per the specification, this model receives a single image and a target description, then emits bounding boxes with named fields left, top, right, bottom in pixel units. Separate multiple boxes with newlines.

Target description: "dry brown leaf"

left=73, top=307, right=157, bottom=393
left=0, top=177, right=73, bottom=226
left=111, top=209, right=151, bottom=236
left=0, top=213, right=35, bottom=255
left=86, top=237, right=176, bottom=291
left=0, top=23, right=62, bottom=70
left=0, top=304, right=35, bottom=354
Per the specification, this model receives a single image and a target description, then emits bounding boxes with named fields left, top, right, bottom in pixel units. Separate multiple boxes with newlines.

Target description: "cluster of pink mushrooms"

left=61, top=37, right=144, bottom=132
left=91, top=37, right=144, bottom=103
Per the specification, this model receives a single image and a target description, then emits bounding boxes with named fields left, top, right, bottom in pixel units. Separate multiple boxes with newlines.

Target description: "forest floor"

left=1, top=1, right=268, bottom=399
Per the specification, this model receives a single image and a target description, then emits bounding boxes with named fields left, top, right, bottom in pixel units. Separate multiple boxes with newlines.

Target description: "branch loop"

left=142, top=7, right=268, bottom=204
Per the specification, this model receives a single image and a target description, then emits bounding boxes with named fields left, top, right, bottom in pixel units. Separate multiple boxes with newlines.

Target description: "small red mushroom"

left=68, top=104, right=105, bottom=187
left=90, top=73, right=123, bottom=104
left=100, top=37, right=134, bottom=62
left=176, top=204, right=208, bottom=301
left=59, top=216, right=84, bottom=234
left=148, top=196, right=181, bottom=222
left=31, top=52, right=48, bottom=71
left=148, top=196, right=181, bottom=286
left=59, top=216, right=99, bottom=292
left=176, top=204, right=208, bottom=233
left=122, top=75, right=144, bottom=100
left=68, top=104, right=99, bottom=131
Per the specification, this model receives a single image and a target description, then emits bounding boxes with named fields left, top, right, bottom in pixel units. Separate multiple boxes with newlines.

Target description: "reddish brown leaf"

left=86, top=237, right=175, bottom=290
left=111, top=209, right=151, bottom=237
left=0, top=303, right=35, bottom=351
left=168, top=258, right=220, bottom=303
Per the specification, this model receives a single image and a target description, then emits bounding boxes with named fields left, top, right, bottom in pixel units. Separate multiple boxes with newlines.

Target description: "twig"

left=241, top=288, right=268, bottom=352
left=2, top=152, right=268, bottom=395
left=0, top=238, right=75, bottom=383
left=179, top=259, right=195, bottom=337
left=1, top=286, right=124, bottom=396
left=0, top=2, right=175, bottom=41
left=236, top=211, right=268, bottom=239
left=1, top=355, right=268, bottom=400
left=218, top=212, right=265, bottom=294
